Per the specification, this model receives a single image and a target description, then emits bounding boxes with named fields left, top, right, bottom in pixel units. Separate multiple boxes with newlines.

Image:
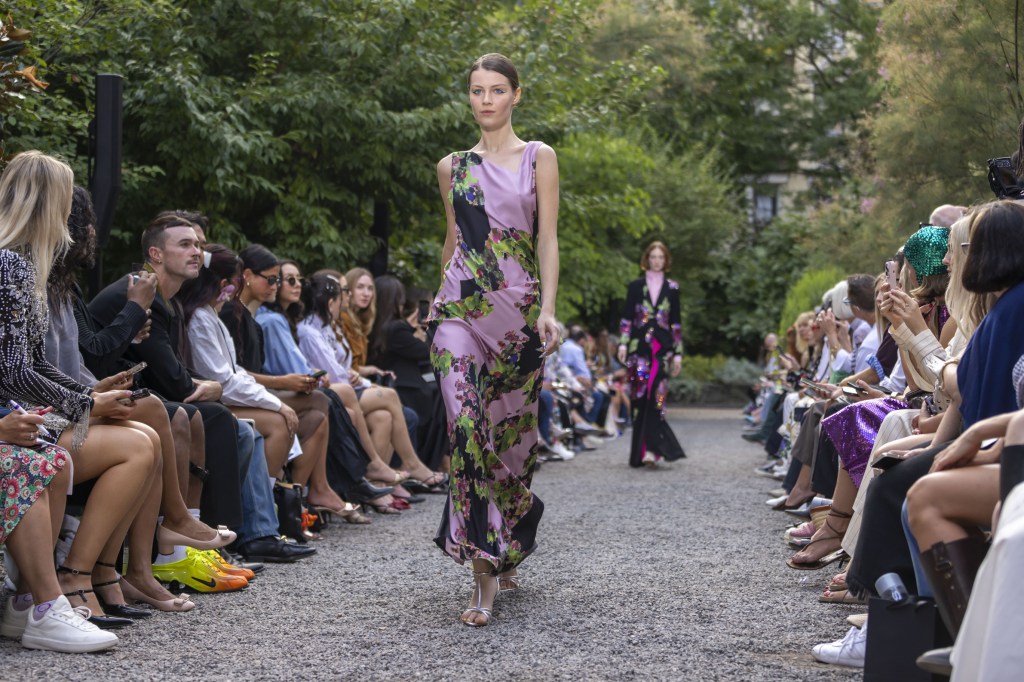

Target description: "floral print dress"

left=429, top=141, right=546, bottom=573
left=620, top=277, right=686, bottom=467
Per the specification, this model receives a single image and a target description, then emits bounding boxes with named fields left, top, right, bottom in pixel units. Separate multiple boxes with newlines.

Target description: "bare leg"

left=366, top=410, right=393, bottom=464
left=328, top=384, right=404, bottom=481
left=47, top=462, right=69, bottom=547
left=784, top=463, right=814, bottom=506
left=131, top=400, right=219, bottom=543
left=462, top=558, right=498, bottom=626
left=300, top=418, right=348, bottom=510
left=57, top=424, right=156, bottom=616
left=359, top=386, right=433, bottom=480
left=187, top=410, right=206, bottom=508
left=230, top=406, right=291, bottom=475
left=907, top=465, right=1000, bottom=548
left=169, top=407, right=191, bottom=500
left=789, top=464, right=855, bottom=563
left=6, top=488, right=63, bottom=605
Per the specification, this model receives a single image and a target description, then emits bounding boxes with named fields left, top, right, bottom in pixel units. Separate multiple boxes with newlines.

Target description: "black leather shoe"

left=237, top=536, right=316, bottom=563
left=348, top=479, right=393, bottom=503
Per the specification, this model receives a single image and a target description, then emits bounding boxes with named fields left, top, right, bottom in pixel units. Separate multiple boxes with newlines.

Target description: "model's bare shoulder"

left=535, top=143, right=557, bottom=165
left=436, top=154, right=454, bottom=177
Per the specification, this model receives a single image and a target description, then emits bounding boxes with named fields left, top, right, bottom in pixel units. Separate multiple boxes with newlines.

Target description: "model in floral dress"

left=618, top=241, right=686, bottom=467
left=430, top=54, right=560, bottom=627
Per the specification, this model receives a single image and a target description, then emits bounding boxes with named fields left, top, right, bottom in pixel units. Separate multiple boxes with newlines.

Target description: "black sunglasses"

left=253, top=272, right=281, bottom=286
left=283, top=276, right=305, bottom=287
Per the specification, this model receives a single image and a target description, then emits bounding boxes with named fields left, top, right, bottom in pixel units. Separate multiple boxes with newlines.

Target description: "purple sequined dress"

left=821, top=397, right=908, bottom=486
left=619, top=277, right=686, bottom=467
left=428, top=141, right=545, bottom=572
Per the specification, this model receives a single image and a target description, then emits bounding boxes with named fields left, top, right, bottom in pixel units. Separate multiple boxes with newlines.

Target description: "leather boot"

left=920, top=536, right=988, bottom=637
left=1000, top=443, right=1024, bottom=503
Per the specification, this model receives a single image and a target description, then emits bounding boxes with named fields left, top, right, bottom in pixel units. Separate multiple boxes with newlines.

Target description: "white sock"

left=188, top=508, right=201, bottom=519
left=154, top=546, right=188, bottom=565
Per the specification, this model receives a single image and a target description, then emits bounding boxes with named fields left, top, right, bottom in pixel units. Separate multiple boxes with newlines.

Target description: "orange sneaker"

left=194, top=548, right=256, bottom=581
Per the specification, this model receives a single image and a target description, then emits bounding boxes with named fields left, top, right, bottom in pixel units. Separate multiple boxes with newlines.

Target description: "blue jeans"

left=236, top=419, right=279, bottom=545
left=583, top=390, right=606, bottom=425
left=902, top=499, right=932, bottom=598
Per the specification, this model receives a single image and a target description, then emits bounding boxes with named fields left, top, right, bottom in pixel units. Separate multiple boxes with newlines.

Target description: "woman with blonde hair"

left=0, top=151, right=159, bottom=632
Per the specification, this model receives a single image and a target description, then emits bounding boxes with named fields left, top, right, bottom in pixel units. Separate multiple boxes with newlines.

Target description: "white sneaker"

left=582, top=435, right=603, bottom=449
left=20, top=595, right=119, bottom=653
left=549, top=442, right=575, bottom=461
left=811, top=624, right=867, bottom=667
left=1, top=596, right=28, bottom=639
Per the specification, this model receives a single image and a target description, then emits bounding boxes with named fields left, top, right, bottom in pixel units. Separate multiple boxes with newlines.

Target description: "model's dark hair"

left=468, top=53, right=520, bottom=91
left=266, top=258, right=305, bottom=341
left=178, top=244, right=240, bottom=325
left=171, top=210, right=208, bottom=233
left=49, top=185, right=97, bottom=303
left=301, top=273, right=342, bottom=327
left=142, top=211, right=198, bottom=261
left=961, top=201, right=1024, bottom=293
left=368, top=275, right=406, bottom=361
left=846, top=274, right=876, bottom=312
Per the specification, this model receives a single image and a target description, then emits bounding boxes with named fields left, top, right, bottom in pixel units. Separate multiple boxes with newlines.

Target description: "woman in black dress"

left=617, top=241, right=686, bottom=467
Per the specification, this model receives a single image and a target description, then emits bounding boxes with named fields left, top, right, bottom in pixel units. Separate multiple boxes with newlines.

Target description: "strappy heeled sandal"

left=462, top=571, right=498, bottom=627
left=58, top=566, right=133, bottom=629
left=785, top=509, right=852, bottom=570
left=92, top=561, right=151, bottom=619
left=497, top=570, right=521, bottom=592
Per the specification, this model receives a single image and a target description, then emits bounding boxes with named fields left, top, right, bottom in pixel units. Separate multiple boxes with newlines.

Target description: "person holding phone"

left=428, top=53, right=559, bottom=626
left=617, top=241, right=686, bottom=468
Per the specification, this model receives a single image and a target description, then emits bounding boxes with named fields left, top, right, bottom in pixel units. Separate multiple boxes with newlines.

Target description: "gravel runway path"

left=2, top=406, right=863, bottom=681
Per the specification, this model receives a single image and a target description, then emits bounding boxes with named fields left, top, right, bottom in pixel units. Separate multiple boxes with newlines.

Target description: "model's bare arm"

left=535, top=144, right=560, bottom=355
left=437, top=155, right=457, bottom=270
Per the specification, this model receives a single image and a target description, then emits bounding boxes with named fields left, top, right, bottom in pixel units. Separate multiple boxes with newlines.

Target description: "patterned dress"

left=620, top=277, right=686, bottom=467
left=1, top=440, right=68, bottom=545
left=429, top=141, right=546, bottom=572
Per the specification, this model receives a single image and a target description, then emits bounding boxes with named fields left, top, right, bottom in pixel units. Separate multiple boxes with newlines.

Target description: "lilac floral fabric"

left=429, top=142, right=546, bottom=572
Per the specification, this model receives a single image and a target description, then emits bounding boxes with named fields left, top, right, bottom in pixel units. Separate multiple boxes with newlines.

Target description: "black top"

left=619, top=276, right=684, bottom=359
left=219, top=301, right=265, bottom=375
left=89, top=276, right=198, bottom=402
left=0, top=250, right=92, bottom=421
left=73, top=283, right=148, bottom=381
left=369, top=320, right=432, bottom=390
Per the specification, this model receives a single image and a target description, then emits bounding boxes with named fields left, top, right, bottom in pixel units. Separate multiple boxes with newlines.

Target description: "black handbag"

left=864, top=597, right=952, bottom=682
left=272, top=482, right=307, bottom=544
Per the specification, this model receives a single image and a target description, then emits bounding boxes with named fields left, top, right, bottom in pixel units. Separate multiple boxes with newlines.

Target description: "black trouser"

left=809, top=402, right=846, bottom=498
left=190, top=401, right=244, bottom=529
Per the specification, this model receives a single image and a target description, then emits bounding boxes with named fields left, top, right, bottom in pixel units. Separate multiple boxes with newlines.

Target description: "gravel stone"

left=0, top=406, right=863, bottom=680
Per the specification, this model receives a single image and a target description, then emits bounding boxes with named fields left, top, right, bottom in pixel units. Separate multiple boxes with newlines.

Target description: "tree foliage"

left=1, top=0, right=893, bottom=358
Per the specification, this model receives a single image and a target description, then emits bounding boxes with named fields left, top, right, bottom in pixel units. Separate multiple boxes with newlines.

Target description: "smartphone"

left=885, top=260, right=900, bottom=290
left=130, top=262, right=146, bottom=284
left=308, top=369, right=328, bottom=380
left=841, top=385, right=862, bottom=397
left=124, top=361, right=148, bottom=377
left=417, top=300, right=429, bottom=325
left=118, top=388, right=151, bottom=405
left=873, top=453, right=908, bottom=471
left=800, top=378, right=830, bottom=394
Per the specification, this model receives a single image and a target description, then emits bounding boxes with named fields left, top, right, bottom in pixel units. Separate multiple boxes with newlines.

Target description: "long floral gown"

left=620, top=277, right=687, bottom=467
left=429, top=141, right=546, bottom=573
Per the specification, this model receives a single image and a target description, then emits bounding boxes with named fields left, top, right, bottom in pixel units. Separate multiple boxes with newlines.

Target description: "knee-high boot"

left=919, top=536, right=989, bottom=637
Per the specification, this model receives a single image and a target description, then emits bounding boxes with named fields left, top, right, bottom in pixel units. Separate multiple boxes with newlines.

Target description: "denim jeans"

left=902, top=499, right=932, bottom=598
left=583, top=390, right=606, bottom=425
left=235, top=419, right=278, bottom=545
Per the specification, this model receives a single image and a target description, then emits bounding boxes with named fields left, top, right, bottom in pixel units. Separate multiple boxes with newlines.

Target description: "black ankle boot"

left=1000, top=443, right=1024, bottom=503
left=920, top=536, right=988, bottom=637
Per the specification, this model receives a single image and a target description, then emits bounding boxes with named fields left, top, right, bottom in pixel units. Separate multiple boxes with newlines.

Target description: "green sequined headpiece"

left=903, top=225, right=950, bottom=278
